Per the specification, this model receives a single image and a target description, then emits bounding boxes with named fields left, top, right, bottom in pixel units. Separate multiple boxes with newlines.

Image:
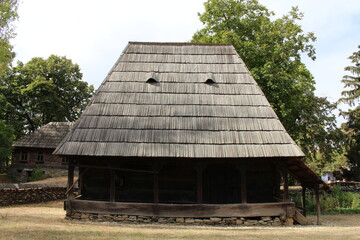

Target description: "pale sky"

left=11, top=0, right=360, bottom=121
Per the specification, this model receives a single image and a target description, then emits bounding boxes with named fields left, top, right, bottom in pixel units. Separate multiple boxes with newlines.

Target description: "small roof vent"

left=205, top=73, right=216, bottom=84
left=146, top=72, right=158, bottom=84
left=147, top=78, right=158, bottom=83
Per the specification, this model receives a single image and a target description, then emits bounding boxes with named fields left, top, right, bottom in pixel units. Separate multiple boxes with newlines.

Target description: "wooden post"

left=302, top=185, right=307, bottom=217
left=315, top=185, right=321, bottom=225
left=240, top=167, right=247, bottom=204
left=109, top=170, right=115, bottom=202
left=153, top=165, right=161, bottom=204
left=282, top=167, right=289, bottom=202
left=196, top=165, right=204, bottom=204
left=67, top=159, right=75, bottom=200
left=66, top=158, right=75, bottom=216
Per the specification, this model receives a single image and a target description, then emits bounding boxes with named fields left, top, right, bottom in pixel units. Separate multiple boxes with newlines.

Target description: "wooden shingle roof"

left=54, top=42, right=305, bottom=158
left=13, top=122, right=73, bottom=149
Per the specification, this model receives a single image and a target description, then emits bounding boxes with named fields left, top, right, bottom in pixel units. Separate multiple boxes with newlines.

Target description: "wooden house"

left=54, top=42, right=325, bottom=225
left=10, top=122, right=73, bottom=182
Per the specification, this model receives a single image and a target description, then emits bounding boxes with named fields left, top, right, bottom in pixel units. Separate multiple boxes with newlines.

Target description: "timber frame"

left=55, top=42, right=327, bottom=225
left=64, top=156, right=323, bottom=223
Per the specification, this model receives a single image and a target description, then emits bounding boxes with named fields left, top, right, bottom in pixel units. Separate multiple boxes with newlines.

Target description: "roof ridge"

left=128, top=42, right=233, bottom=46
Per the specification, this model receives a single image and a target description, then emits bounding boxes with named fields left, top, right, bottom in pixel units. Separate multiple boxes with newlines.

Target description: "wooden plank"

left=109, top=170, right=115, bottom=202
left=65, top=168, right=89, bottom=195
left=315, top=186, right=321, bottom=225
left=294, top=209, right=308, bottom=225
left=66, top=159, right=75, bottom=216
left=302, top=186, right=306, bottom=217
left=67, top=161, right=75, bottom=199
left=282, top=167, right=289, bottom=202
left=78, top=164, right=156, bottom=174
left=68, top=199, right=295, bottom=218
left=196, top=165, right=203, bottom=204
left=240, top=167, right=247, bottom=204
left=153, top=172, right=159, bottom=204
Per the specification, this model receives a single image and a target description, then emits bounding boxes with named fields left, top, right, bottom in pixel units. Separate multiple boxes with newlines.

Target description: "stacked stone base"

left=68, top=213, right=294, bottom=226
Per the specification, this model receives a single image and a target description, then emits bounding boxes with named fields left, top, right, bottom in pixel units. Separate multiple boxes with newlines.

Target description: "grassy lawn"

left=1, top=201, right=360, bottom=240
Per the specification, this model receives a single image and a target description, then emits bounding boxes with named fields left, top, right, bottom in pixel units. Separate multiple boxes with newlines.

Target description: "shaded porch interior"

left=76, top=158, right=285, bottom=204
left=65, top=157, right=323, bottom=224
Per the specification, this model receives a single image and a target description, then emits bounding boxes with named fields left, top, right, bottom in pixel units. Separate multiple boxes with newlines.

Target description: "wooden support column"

left=315, top=185, right=321, bottom=225
left=67, top=159, right=75, bottom=200
left=109, top=170, right=115, bottom=202
left=302, top=185, right=307, bottom=217
left=153, top=165, right=161, bottom=204
left=66, top=158, right=75, bottom=217
left=196, top=165, right=204, bottom=204
left=239, top=166, right=247, bottom=204
left=282, top=167, right=289, bottom=202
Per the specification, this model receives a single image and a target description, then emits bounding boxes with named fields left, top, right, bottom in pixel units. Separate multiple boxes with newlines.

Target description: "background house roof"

left=13, top=122, right=73, bottom=149
left=54, top=42, right=305, bottom=158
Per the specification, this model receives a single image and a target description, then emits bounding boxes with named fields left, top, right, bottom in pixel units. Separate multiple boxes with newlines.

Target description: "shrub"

left=28, top=168, right=47, bottom=182
left=294, top=185, right=360, bottom=214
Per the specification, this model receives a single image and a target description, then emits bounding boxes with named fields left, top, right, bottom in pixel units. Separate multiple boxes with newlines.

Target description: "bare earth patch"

left=24, top=176, right=68, bottom=184
left=1, top=201, right=359, bottom=240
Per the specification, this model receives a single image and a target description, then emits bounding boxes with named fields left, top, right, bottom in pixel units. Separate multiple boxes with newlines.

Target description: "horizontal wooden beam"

left=77, top=164, right=157, bottom=174
left=68, top=199, right=295, bottom=218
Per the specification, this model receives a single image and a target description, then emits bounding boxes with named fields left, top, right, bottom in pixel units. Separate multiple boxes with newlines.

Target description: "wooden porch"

left=65, top=199, right=296, bottom=219
left=65, top=158, right=320, bottom=224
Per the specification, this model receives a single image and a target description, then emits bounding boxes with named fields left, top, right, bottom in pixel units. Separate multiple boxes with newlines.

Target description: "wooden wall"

left=77, top=158, right=283, bottom=205
left=13, top=147, right=66, bottom=166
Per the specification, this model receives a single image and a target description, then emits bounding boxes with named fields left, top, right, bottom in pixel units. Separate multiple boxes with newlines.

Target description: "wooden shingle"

left=54, top=42, right=304, bottom=158
left=13, top=122, right=73, bottom=149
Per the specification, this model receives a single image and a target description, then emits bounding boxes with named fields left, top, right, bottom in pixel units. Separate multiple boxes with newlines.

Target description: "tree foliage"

left=0, top=120, right=14, bottom=167
left=0, top=0, right=18, bottom=166
left=191, top=0, right=342, bottom=163
left=0, top=55, right=94, bottom=138
left=0, top=0, right=18, bottom=74
left=339, top=46, right=360, bottom=181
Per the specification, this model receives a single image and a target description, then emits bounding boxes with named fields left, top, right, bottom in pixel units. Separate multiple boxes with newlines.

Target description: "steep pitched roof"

left=13, top=122, right=73, bottom=149
left=54, top=42, right=304, bottom=158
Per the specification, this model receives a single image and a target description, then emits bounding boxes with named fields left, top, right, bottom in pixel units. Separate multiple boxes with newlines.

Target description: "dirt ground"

left=24, top=176, right=68, bottom=184
left=0, top=201, right=359, bottom=240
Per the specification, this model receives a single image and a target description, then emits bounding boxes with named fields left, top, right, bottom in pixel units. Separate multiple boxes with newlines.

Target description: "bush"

left=28, top=168, right=47, bottom=182
left=294, top=185, right=360, bottom=214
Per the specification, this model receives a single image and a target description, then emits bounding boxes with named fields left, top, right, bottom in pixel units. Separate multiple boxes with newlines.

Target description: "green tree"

left=0, top=55, right=94, bottom=137
left=0, top=0, right=18, bottom=74
left=339, top=46, right=360, bottom=181
left=0, top=120, right=14, bottom=167
left=191, top=0, right=341, bottom=162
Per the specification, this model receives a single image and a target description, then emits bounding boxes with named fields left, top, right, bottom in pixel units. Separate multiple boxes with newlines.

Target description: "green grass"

left=308, top=208, right=360, bottom=215
left=293, top=185, right=360, bottom=214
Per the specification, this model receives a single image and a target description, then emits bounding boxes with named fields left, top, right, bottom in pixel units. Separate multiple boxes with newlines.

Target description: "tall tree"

left=0, top=0, right=18, bottom=166
left=192, top=0, right=341, bottom=162
left=339, top=46, right=360, bottom=180
left=0, top=120, right=14, bottom=167
left=0, top=0, right=18, bottom=74
left=0, top=55, right=94, bottom=138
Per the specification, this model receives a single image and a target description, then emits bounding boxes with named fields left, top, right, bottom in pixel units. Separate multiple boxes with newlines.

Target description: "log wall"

left=0, top=184, right=67, bottom=206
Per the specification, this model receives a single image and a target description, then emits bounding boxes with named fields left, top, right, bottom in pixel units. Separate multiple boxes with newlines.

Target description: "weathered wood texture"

left=13, top=122, right=73, bottom=149
left=294, top=209, right=308, bottom=225
left=54, top=42, right=304, bottom=159
left=67, top=199, right=295, bottom=218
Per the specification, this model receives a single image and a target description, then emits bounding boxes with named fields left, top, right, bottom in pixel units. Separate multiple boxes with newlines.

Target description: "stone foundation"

left=68, top=212, right=293, bottom=226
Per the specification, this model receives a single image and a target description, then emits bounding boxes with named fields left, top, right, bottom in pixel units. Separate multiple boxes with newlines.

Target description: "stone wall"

left=68, top=212, right=294, bottom=226
left=0, top=184, right=67, bottom=206
left=7, top=164, right=77, bottom=183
